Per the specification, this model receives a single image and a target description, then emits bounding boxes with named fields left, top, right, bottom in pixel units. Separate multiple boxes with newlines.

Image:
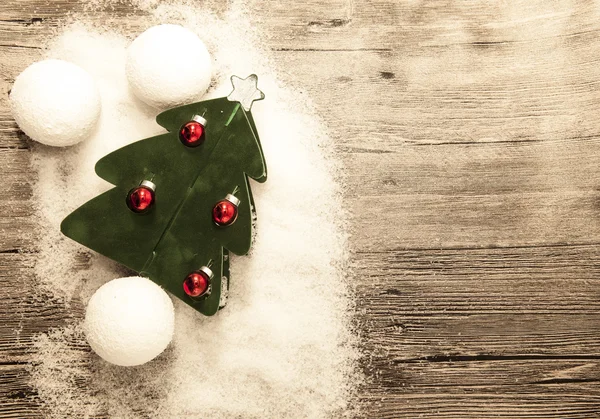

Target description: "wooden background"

left=2, top=0, right=600, bottom=418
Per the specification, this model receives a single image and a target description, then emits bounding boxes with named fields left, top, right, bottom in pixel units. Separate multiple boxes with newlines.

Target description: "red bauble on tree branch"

left=179, top=115, right=206, bottom=147
left=213, top=194, right=240, bottom=226
left=127, top=180, right=156, bottom=213
left=183, top=266, right=213, bottom=298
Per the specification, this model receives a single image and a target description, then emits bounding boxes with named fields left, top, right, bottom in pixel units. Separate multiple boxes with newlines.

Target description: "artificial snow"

left=28, top=1, right=361, bottom=418
left=127, top=24, right=212, bottom=109
left=84, top=277, right=175, bottom=367
left=10, top=59, right=101, bottom=147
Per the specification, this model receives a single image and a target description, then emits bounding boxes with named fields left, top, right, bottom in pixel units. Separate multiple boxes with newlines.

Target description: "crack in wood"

left=396, top=354, right=600, bottom=364
left=410, top=138, right=545, bottom=146
left=530, top=377, right=600, bottom=385
left=337, top=146, right=395, bottom=154
left=273, top=47, right=393, bottom=52
left=0, top=249, right=38, bottom=254
left=307, top=18, right=351, bottom=28
left=0, top=17, right=43, bottom=26
left=355, top=242, right=600, bottom=253
left=0, top=361, right=29, bottom=366
left=5, top=389, right=37, bottom=399
left=0, top=44, right=42, bottom=50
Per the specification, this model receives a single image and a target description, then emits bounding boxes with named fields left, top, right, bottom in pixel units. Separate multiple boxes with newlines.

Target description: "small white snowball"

left=84, top=276, right=175, bottom=367
left=10, top=59, right=101, bottom=147
left=126, top=24, right=212, bottom=109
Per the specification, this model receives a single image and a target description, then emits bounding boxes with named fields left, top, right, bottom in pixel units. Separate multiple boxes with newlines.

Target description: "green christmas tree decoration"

left=61, top=75, right=267, bottom=316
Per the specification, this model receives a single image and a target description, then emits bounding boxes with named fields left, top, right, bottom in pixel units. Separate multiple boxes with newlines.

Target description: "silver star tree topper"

left=227, top=74, right=265, bottom=111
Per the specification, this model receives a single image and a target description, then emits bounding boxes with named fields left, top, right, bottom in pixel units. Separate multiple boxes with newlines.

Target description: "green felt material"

left=60, top=96, right=267, bottom=315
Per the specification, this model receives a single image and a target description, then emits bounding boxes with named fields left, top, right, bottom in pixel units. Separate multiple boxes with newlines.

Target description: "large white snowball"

left=84, top=276, right=175, bottom=367
left=126, top=24, right=212, bottom=109
left=10, top=59, right=101, bottom=147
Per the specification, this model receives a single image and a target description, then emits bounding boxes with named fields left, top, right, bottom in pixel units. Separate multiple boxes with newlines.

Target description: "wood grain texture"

left=2, top=0, right=600, bottom=418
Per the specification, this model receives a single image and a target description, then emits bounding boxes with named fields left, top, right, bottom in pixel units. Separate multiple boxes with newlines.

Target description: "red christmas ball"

left=127, top=185, right=155, bottom=213
left=179, top=121, right=205, bottom=147
left=213, top=198, right=238, bottom=226
left=183, top=270, right=211, bottom=298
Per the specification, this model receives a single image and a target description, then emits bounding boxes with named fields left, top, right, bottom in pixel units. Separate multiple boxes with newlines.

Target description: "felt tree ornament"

left=61, top=75, right=267, bottom=316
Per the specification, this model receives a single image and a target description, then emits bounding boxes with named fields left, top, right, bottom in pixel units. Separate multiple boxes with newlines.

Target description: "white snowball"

left=10, top=59, right=101, bottom=147
left=84, top=276, right=175, bottom=367
left=126, top=24, right=212, bottom=109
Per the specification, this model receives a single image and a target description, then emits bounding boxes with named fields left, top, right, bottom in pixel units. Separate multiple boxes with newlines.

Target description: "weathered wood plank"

left=358, top=393, right=600, bottom=419
left=358, top=358, right=600, bottom=418
left=357, top=245, right=600, bottom=362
